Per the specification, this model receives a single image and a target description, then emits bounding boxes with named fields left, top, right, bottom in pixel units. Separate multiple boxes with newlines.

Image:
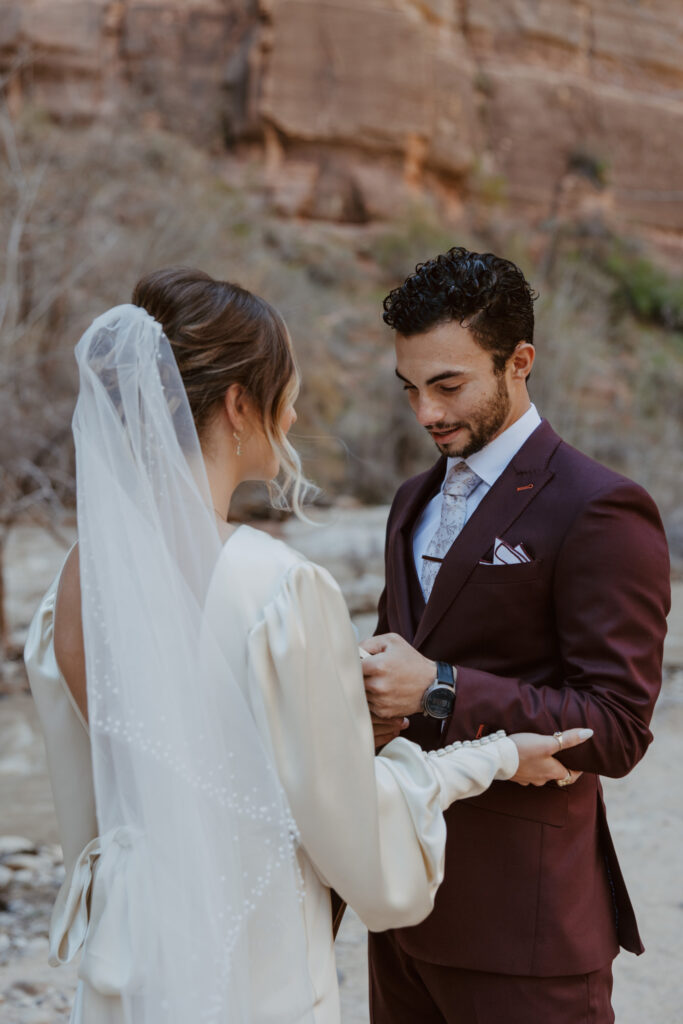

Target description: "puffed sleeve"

left=247, top=561, right=518, bottom=933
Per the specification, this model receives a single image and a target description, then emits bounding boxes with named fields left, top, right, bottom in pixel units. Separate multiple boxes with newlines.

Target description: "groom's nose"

left=414, top=394, right=445, bottom=426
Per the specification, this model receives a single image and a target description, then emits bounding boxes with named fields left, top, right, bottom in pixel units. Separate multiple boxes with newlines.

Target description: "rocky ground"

left=0, top=517, right=681, bottom=1023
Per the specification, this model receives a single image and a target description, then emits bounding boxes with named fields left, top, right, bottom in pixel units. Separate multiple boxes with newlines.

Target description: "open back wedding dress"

left=24, top=305, right=518, bottom=1023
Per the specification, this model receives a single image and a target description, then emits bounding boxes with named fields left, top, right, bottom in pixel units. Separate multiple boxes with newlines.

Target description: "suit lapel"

left=412, top=421, right=561, bottom=650
left=389, top=457, right=445, bottom=641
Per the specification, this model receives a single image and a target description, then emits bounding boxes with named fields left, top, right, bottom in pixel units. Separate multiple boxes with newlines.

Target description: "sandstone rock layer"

left=1, top=0, right=682, bottom=234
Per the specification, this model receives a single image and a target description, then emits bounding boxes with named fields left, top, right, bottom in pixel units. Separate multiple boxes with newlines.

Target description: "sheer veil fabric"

left=73, top=305, right=315, bottom=1022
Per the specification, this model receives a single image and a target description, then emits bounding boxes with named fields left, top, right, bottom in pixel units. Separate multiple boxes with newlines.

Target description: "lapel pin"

left=516, top=483, right=534, bottom=492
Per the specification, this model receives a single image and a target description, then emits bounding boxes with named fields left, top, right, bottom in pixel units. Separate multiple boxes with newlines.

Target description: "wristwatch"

left=421, top=661, right=457, bottom=720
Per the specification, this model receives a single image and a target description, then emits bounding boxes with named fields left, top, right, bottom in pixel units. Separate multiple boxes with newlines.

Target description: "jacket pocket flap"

left=460, top=780, right=568, bottom=827
left=470, top=560, right=542, bottom=584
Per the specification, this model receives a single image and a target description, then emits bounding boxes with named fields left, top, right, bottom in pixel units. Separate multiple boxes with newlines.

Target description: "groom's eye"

left=441, top=384, right=463, bottom=394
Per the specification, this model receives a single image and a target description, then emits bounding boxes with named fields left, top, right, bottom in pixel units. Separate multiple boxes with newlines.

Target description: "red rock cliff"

left=2, top=0, right=682, bottom=237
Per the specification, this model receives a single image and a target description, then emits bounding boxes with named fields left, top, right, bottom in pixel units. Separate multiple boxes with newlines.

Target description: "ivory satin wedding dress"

left=25, top=525, right=519, bottom=1024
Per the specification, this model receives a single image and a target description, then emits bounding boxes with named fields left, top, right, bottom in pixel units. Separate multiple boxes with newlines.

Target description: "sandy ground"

left=1, top=519, right=682, bottom=1023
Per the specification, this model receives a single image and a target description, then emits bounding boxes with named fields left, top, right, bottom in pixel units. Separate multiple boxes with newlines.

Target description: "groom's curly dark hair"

left=382, top=246, right=538, bottom=372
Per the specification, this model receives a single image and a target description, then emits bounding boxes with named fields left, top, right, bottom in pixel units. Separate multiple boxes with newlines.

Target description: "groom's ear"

left=509, top=341, right=535, bottom=382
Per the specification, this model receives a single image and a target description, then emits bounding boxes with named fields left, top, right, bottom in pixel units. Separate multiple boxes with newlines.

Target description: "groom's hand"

left=371, top=711, right=410, bottom=750
left=361, top=633, right=436, bottom=719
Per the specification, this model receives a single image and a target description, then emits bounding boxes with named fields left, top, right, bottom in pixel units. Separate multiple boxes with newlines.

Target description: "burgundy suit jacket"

left=377, top=420, right=670, bottom=977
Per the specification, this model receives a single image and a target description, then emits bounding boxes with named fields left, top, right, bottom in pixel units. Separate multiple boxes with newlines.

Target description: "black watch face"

left=425, top=686, right=454, bottom=719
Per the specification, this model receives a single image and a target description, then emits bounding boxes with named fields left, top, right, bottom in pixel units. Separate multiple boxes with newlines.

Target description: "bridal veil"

left=73, top=304, right=314, bottom=1022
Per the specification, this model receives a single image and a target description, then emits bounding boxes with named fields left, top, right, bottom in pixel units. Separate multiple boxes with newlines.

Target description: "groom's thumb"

left=360, top=636, right=387, bottom=656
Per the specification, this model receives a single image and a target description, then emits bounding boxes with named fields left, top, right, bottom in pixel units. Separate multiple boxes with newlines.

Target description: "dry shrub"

left=531, top=255, right=683, bottom=558
left=0, top=105, right=681, bottom=568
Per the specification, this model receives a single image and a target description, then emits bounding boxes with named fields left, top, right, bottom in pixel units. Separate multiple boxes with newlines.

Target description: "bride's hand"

left=509, top=728, right=593, bottom=787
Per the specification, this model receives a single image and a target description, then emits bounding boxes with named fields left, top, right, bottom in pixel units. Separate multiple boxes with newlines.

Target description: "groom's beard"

left=429, top=373, right=512, bottom=459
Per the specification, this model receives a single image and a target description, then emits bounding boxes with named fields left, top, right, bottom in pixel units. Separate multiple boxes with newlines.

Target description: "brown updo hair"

left=132, top=266, right=312, bottom=516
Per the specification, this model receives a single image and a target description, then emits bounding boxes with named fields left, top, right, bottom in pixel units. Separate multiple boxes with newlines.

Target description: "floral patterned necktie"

left=420, top=462, right=481, bottom=600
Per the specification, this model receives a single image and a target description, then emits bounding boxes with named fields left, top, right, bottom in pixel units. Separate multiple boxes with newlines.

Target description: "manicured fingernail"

left=579, top=728, right=593, bottom=739
left=401, top=718, right=409, bottom=728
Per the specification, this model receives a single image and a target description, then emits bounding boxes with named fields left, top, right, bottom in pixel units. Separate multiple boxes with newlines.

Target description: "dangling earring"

left=233, top=431, right=243, bottom=457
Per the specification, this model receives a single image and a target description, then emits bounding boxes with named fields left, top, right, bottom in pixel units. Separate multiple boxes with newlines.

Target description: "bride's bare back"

left=53, top=545, right=88, bottom=722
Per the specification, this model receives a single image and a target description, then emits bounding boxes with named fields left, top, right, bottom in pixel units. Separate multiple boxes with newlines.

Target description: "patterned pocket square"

left=479, top=537, right=532, bottom=566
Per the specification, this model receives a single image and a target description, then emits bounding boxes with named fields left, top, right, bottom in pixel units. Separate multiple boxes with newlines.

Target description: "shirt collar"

left=443, top=404, right=542, bottom=490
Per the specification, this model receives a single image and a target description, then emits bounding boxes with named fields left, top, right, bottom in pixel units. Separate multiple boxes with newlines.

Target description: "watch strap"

left=435, top=661, right=455, bottom=688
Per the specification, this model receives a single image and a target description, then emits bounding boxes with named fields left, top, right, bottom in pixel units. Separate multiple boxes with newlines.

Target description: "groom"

left=361, top=247, right=670, bottom=1023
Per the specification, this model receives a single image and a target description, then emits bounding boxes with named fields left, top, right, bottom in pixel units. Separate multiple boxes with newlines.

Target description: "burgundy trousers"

left=368, top=930, right=615, bottom=1024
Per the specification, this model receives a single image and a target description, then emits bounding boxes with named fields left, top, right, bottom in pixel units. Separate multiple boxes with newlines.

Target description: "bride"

left=24, top=268, right=590, bottom=1023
